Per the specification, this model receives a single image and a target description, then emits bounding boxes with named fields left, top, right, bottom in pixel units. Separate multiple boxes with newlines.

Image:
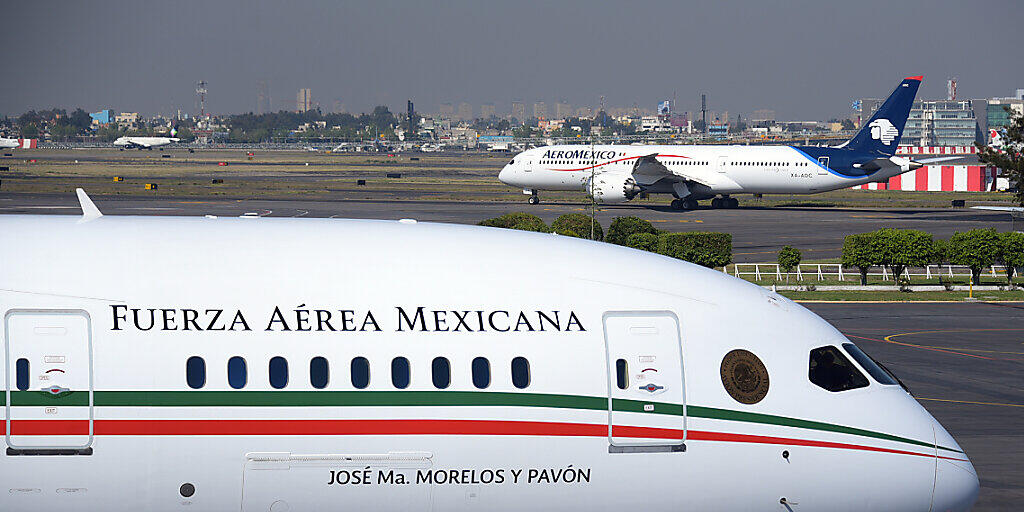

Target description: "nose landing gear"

left=526, top=189, right=540, bottom=205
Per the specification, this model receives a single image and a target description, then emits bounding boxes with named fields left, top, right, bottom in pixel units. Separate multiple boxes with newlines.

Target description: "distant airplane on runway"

left=0, top=138, right=20, bottom=149
left=500, top=76, right=957, bottom=209
left=113, top=128, right=180, bottom=150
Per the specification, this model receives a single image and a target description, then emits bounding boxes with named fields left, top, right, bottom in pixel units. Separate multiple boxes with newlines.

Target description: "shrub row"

left=841, top=228, right=1024, bottom=285
left=479, top=213, right=732, bottom=268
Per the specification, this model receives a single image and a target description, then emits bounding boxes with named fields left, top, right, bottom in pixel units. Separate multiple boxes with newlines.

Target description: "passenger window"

left=842, top=343, right=898, bottom=385
left=432, top=357, right=450, bottom=389
left=310, top=356, right=329, bottom=389
left=15, top=358, right=29, bottom=391
left=512, top=357, right=530, bottom=389
left=351, top=357, right=370, bottom=389
left=186, top=356, right=206, bottom=389
left=472, top=357, right=490, bottom=389
left=227, top=356, right=247, bottom=389
left=809, top=346, right=868, bottom=392
left=269, top=356, right=289, bottom=389
left=615, top=358, right=628, bottom=390
left=391, top=357, right=410, bottom=389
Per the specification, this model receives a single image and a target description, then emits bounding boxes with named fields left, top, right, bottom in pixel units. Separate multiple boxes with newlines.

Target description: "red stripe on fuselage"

left=1, top=419, right=965, bottom=462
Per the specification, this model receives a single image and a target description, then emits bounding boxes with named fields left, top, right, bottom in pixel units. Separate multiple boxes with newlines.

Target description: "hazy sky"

left=1, top=0, right=1021, bottom=120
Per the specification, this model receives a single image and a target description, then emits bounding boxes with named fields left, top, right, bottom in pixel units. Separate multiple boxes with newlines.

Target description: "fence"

left=726, top=263, right=1020, bottom=282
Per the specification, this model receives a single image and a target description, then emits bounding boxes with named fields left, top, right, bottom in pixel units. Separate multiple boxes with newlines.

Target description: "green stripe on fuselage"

left=1, top=390, right=956, bottom=453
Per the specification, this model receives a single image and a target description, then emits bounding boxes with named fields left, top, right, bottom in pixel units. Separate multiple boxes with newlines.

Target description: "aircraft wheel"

left=528, top=195, right=540, bottom=205
left=682, top=198, right=698, bottom=210
left=727, top=197, right=739, bottom=209
left=711, top=197, right=723, bottom=209
left=670, top=199, right=683, bottom=210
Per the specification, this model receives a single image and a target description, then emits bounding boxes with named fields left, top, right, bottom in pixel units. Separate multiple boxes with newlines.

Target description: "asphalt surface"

left=808, top=302, right=1024, bottom=510
left=0, top=192, right=1015, bottom=262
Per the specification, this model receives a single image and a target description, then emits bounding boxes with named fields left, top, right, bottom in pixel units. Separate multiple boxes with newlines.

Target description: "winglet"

left=76, top=188, right=103, bottom=220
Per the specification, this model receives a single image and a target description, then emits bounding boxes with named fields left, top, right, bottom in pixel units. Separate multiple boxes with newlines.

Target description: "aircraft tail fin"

left=843, top=76, right=922, bottom=156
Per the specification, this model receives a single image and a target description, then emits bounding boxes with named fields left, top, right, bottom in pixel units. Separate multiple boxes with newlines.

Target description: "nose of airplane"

left=932, top=458, right=979, bottom=511
left=498, top=165, right=513, bottom=185
left=931, top=424, right=979, bottom=511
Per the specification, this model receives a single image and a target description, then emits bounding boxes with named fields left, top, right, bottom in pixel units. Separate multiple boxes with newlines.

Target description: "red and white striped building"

left=855, top=165, right=999, bottom=191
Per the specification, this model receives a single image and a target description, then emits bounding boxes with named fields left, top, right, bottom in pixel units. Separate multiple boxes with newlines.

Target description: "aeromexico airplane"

left=1, top=192, right=977, bottom=511
left=500, top=76, right=948, bottom=210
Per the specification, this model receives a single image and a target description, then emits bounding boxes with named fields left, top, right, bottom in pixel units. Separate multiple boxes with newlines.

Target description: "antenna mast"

left=196, top=80, right=208, bottom=117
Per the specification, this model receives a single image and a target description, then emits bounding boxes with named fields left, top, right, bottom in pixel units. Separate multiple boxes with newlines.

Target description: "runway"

left=809, top=302, right=1024, bottom=510
left=0, top=192, right=1014, bottom=262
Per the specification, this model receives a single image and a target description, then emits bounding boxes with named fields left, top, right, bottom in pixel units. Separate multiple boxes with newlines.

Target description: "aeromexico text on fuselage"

left=542, top=146, right=884, bottom=179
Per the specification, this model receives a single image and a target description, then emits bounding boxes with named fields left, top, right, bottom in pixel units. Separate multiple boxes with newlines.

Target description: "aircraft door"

left=817, top=156, right=830, bottom=175
left=603, top=312, right=685, bottom=451
left=716, top=156, right=729, bottom=173
left=4, top=310, right=93, bottom=454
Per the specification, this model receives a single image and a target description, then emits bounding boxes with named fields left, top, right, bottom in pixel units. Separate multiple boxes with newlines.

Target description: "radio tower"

left=196, top=80, right=208, bottom=117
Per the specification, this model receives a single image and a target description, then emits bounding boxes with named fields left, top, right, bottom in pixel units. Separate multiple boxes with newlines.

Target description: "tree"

left=996, top=231, right=1024, bottom=285
left=978, top=108, right=1023, bottom=205
left=551, top=213, right=603, bottom=241
left=20, top=123, right=38, bottom=138
left=841, top=118, right=856, bottom=130
left=625, top=233, right=658, bottom=252
left=874, top=228, right=939, bottom=282
left=478, top=213, right=550, bottom=233
left=655, top=232, right=732, bottom=268
left=605, top=216, right=659, bottom=245
left=947, top=228, right=1001, bottom=285
left=777, top=246, right=802, bottom=282
left=841, top=232, right=880, bottom=285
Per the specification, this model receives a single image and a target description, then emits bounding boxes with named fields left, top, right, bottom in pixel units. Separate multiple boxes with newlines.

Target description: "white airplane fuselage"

left=0, top=215, right=978, bottom=511
left=0, top=138, right=20, bottom=150
left=499, top=144, right=914, bottom=199
left=113, top=136, right=179, bottom=149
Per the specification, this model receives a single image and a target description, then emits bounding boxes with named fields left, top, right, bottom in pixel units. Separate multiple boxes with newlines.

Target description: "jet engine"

left=586, top=174, right=641, bottom=203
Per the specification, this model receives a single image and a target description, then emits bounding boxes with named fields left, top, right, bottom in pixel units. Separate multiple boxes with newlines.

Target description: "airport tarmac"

left=0, top=192, right=1014, bottom=262
left=809, top=302, right=1024, bottom=510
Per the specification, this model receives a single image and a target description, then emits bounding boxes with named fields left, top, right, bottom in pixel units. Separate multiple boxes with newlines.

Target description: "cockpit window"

left=842, top=343, right=898, bottom=385
left=508, top=159, right=515, bottom=165
left=809, top=346, right=869, bottom=392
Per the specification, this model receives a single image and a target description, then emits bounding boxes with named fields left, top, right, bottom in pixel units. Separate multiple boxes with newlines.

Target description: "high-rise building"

left=752, top=109, right=775, bottom=123
left=480, top=103, right=496, bottom=119
left=439, top=103, right=454, bottom=118
left=859, top=97, right=982, bottom=146
left=555, top=101, right=572, bottom=119
left=533, top=101, right=547, bottom=120
left=510, top=101, right=525, bottom=122
left=296, top=88, right=312, bottom=113
left=457, top=102, right=473, bottom=121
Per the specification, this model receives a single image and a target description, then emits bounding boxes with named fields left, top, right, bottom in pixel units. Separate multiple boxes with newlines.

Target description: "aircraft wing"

left=630, top=153, right=741, bottom=191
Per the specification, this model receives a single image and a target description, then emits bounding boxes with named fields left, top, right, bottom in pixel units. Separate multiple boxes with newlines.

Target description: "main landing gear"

left=711, top=196, right=739, bottom=209
left=670, top=198, right=698, bottom=210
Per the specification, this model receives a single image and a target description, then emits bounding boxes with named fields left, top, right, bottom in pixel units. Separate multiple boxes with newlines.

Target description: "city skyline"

left=1, top=1, right=1021, bottom=120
